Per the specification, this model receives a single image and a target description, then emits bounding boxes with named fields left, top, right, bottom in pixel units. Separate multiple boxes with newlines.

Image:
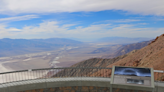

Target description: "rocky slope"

left=61, top=34, right=164, bottom=81
left=72, top=40, right=151, bottom=66
left=52, top=50, right=137, bottom=77
left=103, top=34, right=164, bottom=80
left=112, top=40, right=151, bottom=57
left=71, top=50, right=136, bottom=68
left=107, top=34, right=164, bottom=69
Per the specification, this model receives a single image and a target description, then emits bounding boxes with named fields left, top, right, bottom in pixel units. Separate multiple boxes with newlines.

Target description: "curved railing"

left=0, top=67, right=112, bottom=84
left=1, top=67, right=164, bottom=84
left=0, top=67, right=164, bottom=92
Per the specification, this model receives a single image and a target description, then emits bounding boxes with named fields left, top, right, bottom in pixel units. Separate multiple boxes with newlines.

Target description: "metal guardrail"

left=0, top=67, right=164, bottom=84
left=0, top=67, right=112, bottom=84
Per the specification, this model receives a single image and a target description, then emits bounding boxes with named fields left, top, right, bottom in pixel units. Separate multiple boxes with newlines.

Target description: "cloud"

left=113, top=19, right=141, bottom=23
left=0, top=15, right=39, bottom=22
left=0, top=0, right=164, bottom=16
left=0, top=21, right=163, bottom=41
left=0, top=24, right=19, bottom=38
left=101, top=19, right=141, bottom=24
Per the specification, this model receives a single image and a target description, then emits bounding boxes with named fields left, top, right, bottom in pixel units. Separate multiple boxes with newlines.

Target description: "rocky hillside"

left=72, top=34, right=163, bottom=70
left=104, top=34, right=164, bottom=80
left=52, top=50, right=137, bottom=77
left=112, top=40, right=151, bottom=57
left=107, top=34, right=164, bottom=69
left=59, top=34, right=164, bottom=81
left=71, top=50, right=136, bottom=68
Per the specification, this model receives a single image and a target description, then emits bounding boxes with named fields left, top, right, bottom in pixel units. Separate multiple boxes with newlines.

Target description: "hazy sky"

left=0, top=0, right=164, bottom=41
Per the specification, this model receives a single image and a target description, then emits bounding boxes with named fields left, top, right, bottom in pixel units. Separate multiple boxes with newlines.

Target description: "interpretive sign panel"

left=110, top=66, right=155, bottom=92
left=113, top=66, right=151, bottom=86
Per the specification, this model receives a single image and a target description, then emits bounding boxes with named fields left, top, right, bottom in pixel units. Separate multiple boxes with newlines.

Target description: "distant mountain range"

left=0, top=37, right=152, bottom=58
left=90, top=40, right=151, bottom=58
left=112, top=40, right=151, bottom=57
left=96, top=37, right=152, bottom=44
left=0, top=38, right=83, bottom=57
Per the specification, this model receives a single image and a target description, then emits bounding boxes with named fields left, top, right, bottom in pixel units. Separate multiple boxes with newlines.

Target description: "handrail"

left=0, top=67, right=112, bottom=84
left=0, top=67, right=112, bottom=74
left=154, top=70, right=164, bottom=73
left=1, top=67, right=164, bottom=75
left=0, top=67, right=164, bottom=84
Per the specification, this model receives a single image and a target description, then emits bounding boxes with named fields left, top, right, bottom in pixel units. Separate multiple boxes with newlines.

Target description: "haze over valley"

left=0, top=0, right=164, bottom=75
left=0, top=37, right=152, bottom=73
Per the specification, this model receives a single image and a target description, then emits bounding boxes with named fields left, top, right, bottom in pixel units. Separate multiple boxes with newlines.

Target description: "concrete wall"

left=0, top=77, right=164, bottom=92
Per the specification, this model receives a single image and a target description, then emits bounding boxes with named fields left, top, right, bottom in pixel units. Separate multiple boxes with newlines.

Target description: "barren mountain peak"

left=148, top=34, right=164, bottom=45
left=107, top=33, right=164, bottom=70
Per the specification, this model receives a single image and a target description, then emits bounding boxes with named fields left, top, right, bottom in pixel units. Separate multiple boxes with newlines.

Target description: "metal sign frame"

left=110, top=66, right=155, bottom=92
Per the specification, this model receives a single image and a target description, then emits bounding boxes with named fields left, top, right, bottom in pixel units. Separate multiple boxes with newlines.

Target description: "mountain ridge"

left=0, top=38, right=83, bottom=57
left=91, top=40, right=151, bottom=58
left=96, top=37, right=152, bottom=44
